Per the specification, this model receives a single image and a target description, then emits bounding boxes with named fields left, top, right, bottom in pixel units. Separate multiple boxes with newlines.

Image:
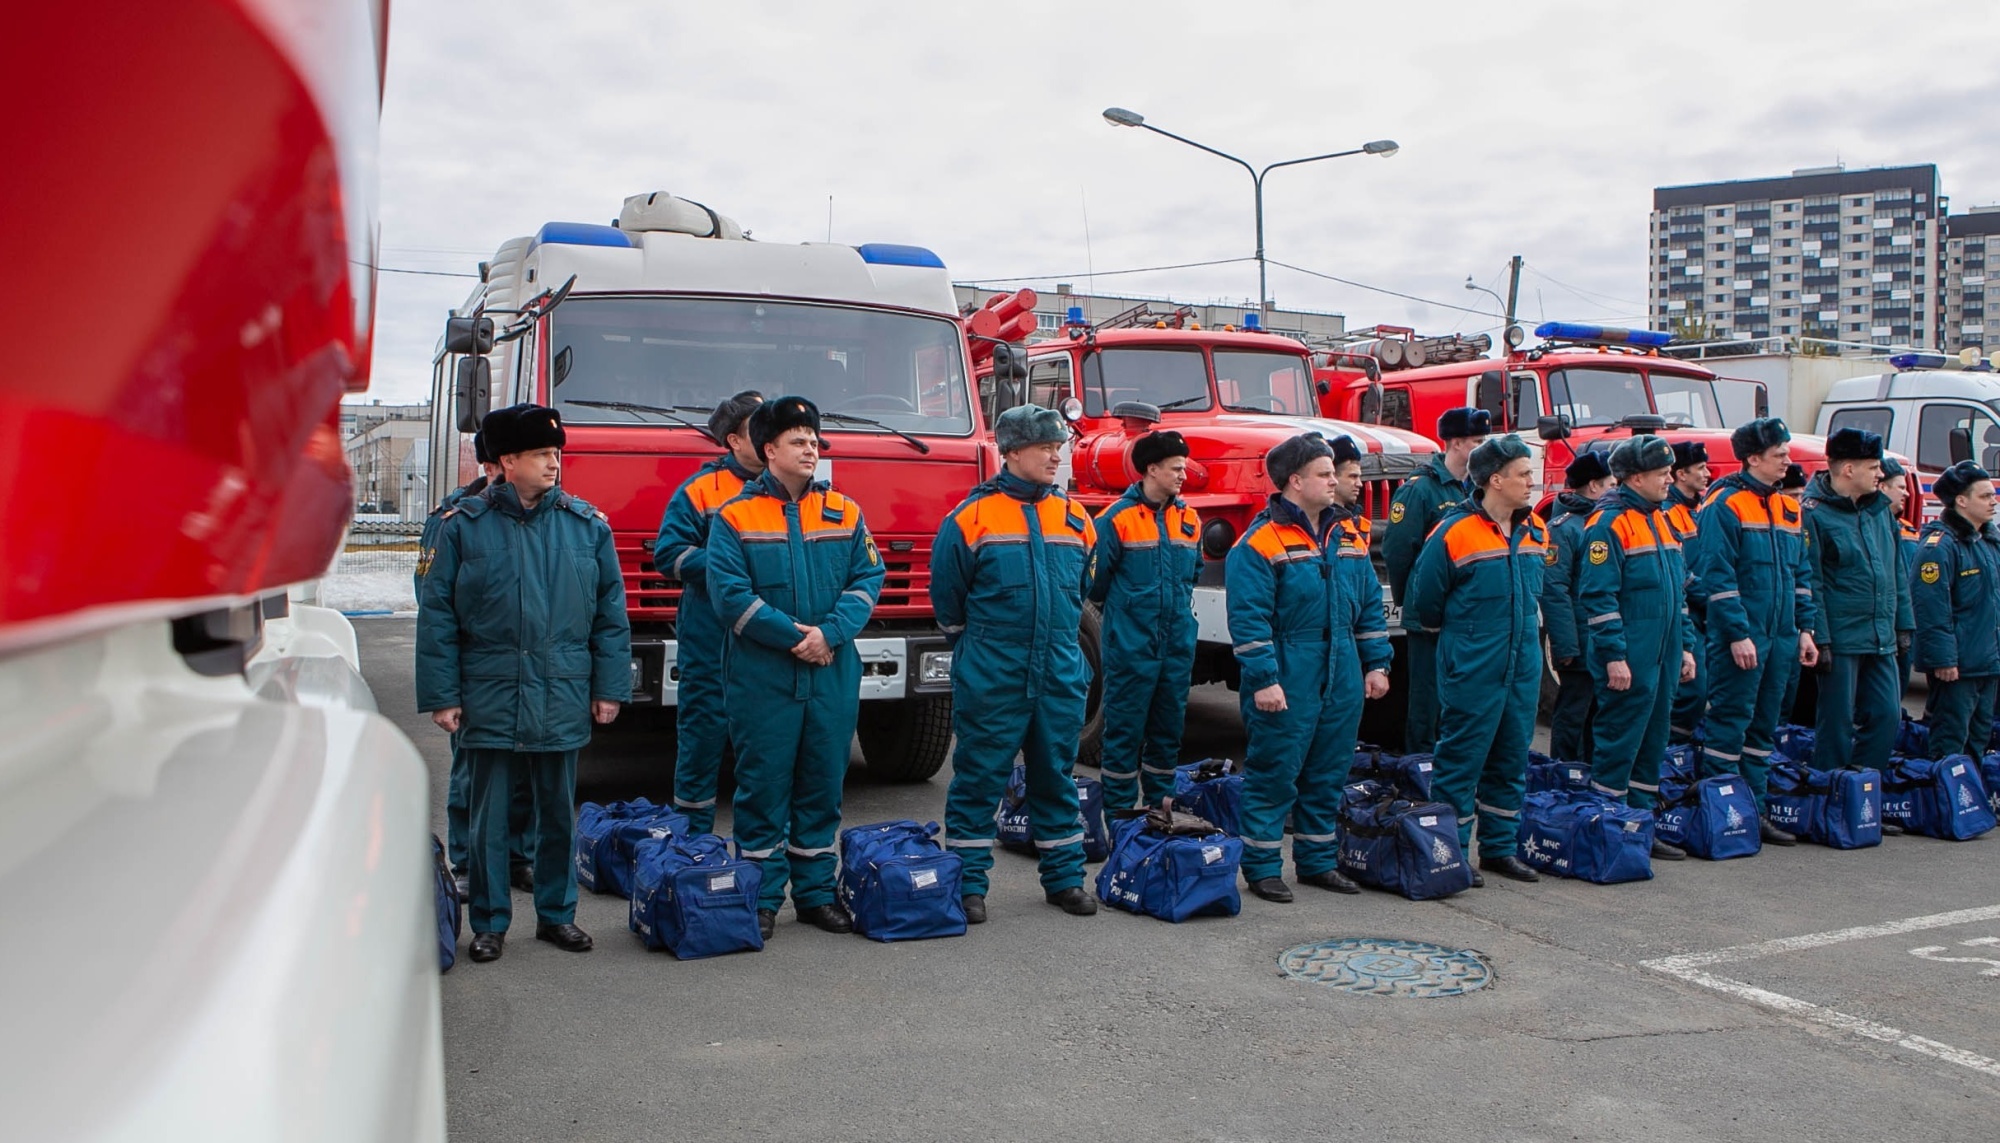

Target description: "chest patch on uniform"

left=417, top=548, right=435, bottom=579
left=1180, top=516, right=1197, bottom=538
left=864, top=534, right=880, bottom=566
left=1389, top=502, right=1406, bottom=524
left=1919, top=561, right=1941, bottom=584
left=1544, top=544, right=1559, bottom=566
left=1588, top=539, right=1609, bottom=565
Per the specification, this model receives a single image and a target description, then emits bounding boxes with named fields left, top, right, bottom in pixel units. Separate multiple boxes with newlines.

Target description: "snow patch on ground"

left=321, top=550, right=418, bottom=614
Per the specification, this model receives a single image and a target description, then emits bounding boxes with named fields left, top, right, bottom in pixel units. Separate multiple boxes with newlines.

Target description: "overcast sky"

left=360, top=0, right=2000, bottom=405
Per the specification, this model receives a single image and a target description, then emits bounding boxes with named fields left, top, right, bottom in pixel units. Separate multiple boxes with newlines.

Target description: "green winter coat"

left=1799, top=472, right=1910, bottom=658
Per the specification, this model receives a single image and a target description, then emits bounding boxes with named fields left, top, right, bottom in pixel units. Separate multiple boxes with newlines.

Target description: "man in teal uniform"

left=652, top=390, right=764, bottom=832
left=1666, top=440, right=1711, bottom=743
left=1382, top=407, right=1487, bottom=752
left=1912, top=461, right=2000, bottom=759
left=707, top=396, right=883, bottom=939
left=1088, top=429, right=1201, bottom=810
left=1406, top=434, right=1548, bottom=884
left=1226, top=433, right=1391, bottom=902
left=931, top=405, right=1099, bottom=923
left=416, top=404, right=633, bottom=963
left=1581, top=435, right=1698, bottom=860
left=1543, top=450, right=1614, bottom=763
left=1879, top=455, right=1920, bottom=694
left=1801, top=427, right=1909, bottom=774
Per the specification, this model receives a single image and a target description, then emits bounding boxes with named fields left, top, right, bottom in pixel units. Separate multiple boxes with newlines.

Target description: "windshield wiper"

left=566, top=399, right=719, bottom=444
left=1157, top=395, right=1209, bottom=412
left=816, top=410, right=931, bottom=454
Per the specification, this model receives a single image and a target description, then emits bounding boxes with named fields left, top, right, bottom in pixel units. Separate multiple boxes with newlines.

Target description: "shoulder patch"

left=1389, top=501, right=1406, bottom=524
left=1919, top=561, right=1941, bottom=585
left=1924, top=533, right=1942, bottom=545
left=1587, top=539, right=1610, bottom=565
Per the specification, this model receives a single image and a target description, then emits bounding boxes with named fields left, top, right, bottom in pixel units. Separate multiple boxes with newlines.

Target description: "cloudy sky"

left=361, top=0, right=2000, bottom=404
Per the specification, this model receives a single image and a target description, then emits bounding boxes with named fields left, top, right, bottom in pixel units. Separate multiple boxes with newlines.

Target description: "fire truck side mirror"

left=991, top=342, right=1029, bottom=384
left=1536, top=414, right=1571, bottom=442
left=454, top=356, right=492, bottom=433
left=1474, top=370, right=1506, bottom=426
left=445, top=315, right=495, bottom=356
left=1949, top=426, right=1973, bottom=466
left=1358, top=382, right=1384, bottom=424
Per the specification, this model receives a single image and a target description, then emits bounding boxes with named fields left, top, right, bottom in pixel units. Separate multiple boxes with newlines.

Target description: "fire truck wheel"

left=857, top=695, right=954, bottom=783
left=1075, top=605, right=1105, bottom=772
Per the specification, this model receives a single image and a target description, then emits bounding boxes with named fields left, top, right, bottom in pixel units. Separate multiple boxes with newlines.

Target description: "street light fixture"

left=1464, top=277, right=1505, bottom=314
left=1101, top=106, right=1398, bottom=311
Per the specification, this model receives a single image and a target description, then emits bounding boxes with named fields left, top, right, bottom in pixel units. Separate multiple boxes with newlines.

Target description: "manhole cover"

left=1278, top=937, right=1492, bottom=998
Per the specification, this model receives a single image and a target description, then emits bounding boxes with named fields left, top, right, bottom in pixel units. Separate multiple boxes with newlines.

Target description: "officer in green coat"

left=1542, top=450, right=1614, bottom=763
left=1801, top=427, right=1910, bottom=774
left=1382, top=407, right=1487, bottom=751
left=1912, top=461, right=2000, bottom=758
left=416, top=404, right=633, bottom=963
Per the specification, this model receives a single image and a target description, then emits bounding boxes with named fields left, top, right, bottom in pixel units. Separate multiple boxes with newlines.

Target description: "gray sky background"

left=362, top=0, right=2000, bottom=405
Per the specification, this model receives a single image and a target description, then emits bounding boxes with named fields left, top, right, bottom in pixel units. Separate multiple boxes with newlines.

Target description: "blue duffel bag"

left=432, top=835, right=461, bottom=972
left=1526, top=757, right=1593, bottom=793
left=1518, top=791, right=1655, bottom=883
left=1171, top=758, right=1247, bottom=835
left=1881, top=756, right=1997, bottom=840
left=1766, top=760, right=1882, bottom=849
left=1661, top=743, right=1699, bottom=783
left=628, top=834, right=765, bottom=959
left=1894, top=714, right=1931, bottom=759
left=1774, top=724, right=1816, bottom=763
left=1983, top=753, right=2000, bottom=818
left=1655, top=774, right=1761, bottom=860
left=1349, top=746, right=1435, bottom=798
left=996, top=765, right=1111, bottom=860
left=576, top=798, right=688, bottom=897
left=837, top=820, right=967, bottom=942
left=1094, top=809, right=1242, bottom=922
left=1336, top=781, right=1474, bottom=900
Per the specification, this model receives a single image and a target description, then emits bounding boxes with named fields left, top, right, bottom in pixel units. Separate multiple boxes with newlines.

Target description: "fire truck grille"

left=616, top=531, right=934, bottom=625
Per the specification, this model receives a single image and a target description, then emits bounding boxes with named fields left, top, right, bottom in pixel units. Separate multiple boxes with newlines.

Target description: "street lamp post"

left=1102, top=107, right=1396, bottom=313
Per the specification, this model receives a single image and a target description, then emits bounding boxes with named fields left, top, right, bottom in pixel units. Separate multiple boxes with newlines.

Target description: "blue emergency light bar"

left=1534, top=321, right=1672, bottom=348
left=855, top=243, right=945, bottom=268
left=1243, top=312, right=1262, bottom=331
left=1888, top=352, right=1948, bottom=370
left=1065, top=306, right=1086, bottom=326
left=535, top=222, right=637, bottom=248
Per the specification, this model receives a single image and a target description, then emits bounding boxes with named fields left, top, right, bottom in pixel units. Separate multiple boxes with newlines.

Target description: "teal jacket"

left=1690, top=471, right=1816, bottom=645
left=415, top=482, right=633, bottom=751
left=1087, top=482, right=1201, bottom=652
left=1541, top=491, right=1595, bottom=665
left=1911, top=512, right=2000, bottom=676
left=1800, top=472, right=1910, bottom=657
left=1578, top=485, right=1697, bottom=671
left=1381, top=453, right=1471, bottom=610
left=416, top=475, right=486, bottom=596
left=1405, top=499, right=1550, bottom=685
left=1225, top=494, right=1388, bottom=697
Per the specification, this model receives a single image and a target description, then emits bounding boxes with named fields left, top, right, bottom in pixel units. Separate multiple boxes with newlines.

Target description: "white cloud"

left=360, top=0, right=2000, bottom=402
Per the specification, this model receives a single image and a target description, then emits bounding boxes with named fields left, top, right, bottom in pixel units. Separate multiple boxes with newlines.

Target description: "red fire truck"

left=968, top=301, right=1439, bottom=753
left=1315, top=321, right=1920, bottom=521
left=429, top=195, right=990, bottom=781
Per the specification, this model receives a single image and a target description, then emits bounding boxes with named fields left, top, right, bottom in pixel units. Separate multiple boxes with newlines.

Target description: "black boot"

left=534, top=922, right=593, bottom=952
left=796, top=904, right=855, bottom=934
left=1045, top=887, right=1098, bottom=915
left=961, top=895, right=987, bottom=925
left=1298, top=869, right=1362, bottom=894
left=1478, top=854, right=1541, bottom=883
left=509, top=864, right=535, bottom=894
left=1651, top=839, right=1688, bottom=861
left=468, top=932, right=504, bottom=962
left=1879, top=821, right=1905, bottom=836
left=757, top=909, right=777, bottom=940
left=1760, top=820, right=1798, bottom=847
left=1245, top=876, right=1294, bottom=903
left=1469, top=869, right=1486, bottom=888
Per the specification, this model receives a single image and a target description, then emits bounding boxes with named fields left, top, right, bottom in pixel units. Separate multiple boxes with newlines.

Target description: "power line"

left=1522, top=262, right=1643, bottom=309
left=1265, top=259, right=1501, bottom=320
left=354, top=261, right=481, bottom=279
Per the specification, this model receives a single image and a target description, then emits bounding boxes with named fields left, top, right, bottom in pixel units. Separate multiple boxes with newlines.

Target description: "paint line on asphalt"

left=1643, top=904, right=2000, bottom=972
left=1645, top=964, right=2000, bottom=1080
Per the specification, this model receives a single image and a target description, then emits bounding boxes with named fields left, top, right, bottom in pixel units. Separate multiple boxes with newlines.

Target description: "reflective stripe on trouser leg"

left=1238, top=686, right=1323, bottom=882
left=673, top=609, right=730, bottom=835
left=1473, top=662, right=1538, bottom=857
left=1590, top=649, right=1676, bottom=812
left=1670, top=609, right=1708, bottom=743
left=1404, top=631, right=1441, bottom=752
left=943, top=684, right=1034, bottom=897
left=525, top=749, right=581, bottom=926
left=1701, top=631, right=1783, bottom=804
left=1290, top=656, right=1364, bottom=878
left=1138, top=639, right=1196, bottom=804
left=784, top=670, right=861, bottom=910
left=728, top=695, right=806, bottom=913
left=1021, top=683, right=1090, bottom=894
left=1093, top=649, right=1157, bottom=812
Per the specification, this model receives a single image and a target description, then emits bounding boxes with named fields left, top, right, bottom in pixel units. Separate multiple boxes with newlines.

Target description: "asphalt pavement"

left=357, top=618, right=2000, bottom=1142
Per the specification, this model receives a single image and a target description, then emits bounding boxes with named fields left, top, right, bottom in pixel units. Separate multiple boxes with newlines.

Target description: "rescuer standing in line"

left=707, top=396, right=884, bottom=940
left=1880, top=455, right=1920, bottom=694
left=931, top=405, right=1099, bottom=922
left=416, top=404, right=632, bottom=962
left=1666, top=440, right=1711, bottom=744
left=1801, top=427, right=1910, bottom=774
left=1382, top=407, right=1487, bottom=752
left=1911, top=461, right=2000, bottom=759
left=1405, top=434, right=1548, bottom=884
left=1226, top=433, right=1390, bottom=902
left=652, top=390, right=765, bottom=833
left=1689, top=418, right=1817, bottom=847
left=1543, top=450, right=1615, bottom=763
left=1087, top=429, right=1201, bottom=810
left=1581, top=435, right=1698, bottom=860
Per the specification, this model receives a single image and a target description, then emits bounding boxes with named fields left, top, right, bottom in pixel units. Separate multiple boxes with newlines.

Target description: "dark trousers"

left=466, top=748, right=579, bottom=933
left=1926, top=674, right=1999, bottom=760
left=1813, top=654, right=1900, bottom=773
left=1548, top=667, right=1597, bottom=764
left=445, top=730, right=533, bottom=873
left=1403, top=631, right=1441, bottom=753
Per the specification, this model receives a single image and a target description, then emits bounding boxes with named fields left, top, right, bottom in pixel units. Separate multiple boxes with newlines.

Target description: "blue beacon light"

left=1534, top=321, right=1672, bottom=348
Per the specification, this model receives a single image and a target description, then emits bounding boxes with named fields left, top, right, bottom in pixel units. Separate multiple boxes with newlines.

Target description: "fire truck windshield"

left=546, top=296, right=975, bottom=435
left=1082, top=347, right=1211, bottom=415
left=1547, top=367, right=1722, bottom=429
left=1214, top=349, right=1316, bottom=415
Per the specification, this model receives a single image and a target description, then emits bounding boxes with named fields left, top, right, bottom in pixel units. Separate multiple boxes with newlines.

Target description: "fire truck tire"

left=1075, top=605, right=1105, bottom=771
left=858, top=695, right=954, bottom=783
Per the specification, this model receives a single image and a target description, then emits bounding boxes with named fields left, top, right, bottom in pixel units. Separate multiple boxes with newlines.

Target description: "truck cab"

left=1816, top=356, right=2000, bottom=523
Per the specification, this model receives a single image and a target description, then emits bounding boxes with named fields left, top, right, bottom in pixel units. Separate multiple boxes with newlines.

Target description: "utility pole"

left=1503, top=254, right=1522, bottom=338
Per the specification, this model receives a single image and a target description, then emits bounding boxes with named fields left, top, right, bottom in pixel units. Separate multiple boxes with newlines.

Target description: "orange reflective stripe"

left=1610, top=508, right=1676, bottom=552
left=686, top=469, right=746, bottom=514
left=1724, top=489, right=1774, bottom=529
left=1109, top=503, right=1159, bottom=547
left=718, top=494, right=789, bottom=541
left=801, top=490, right=857, bottom=540
left=1443, top=515, right=1508, bottom=566
left=1246, top=520, right=1319, bottom=564
left=952, top=494, right=1032, bottom=551
left=1038, top=495, right=1095, bottom=548
left=1169, top=503, right=1200, bottom=546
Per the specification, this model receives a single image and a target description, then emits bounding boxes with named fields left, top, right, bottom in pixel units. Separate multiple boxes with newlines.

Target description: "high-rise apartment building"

left=1649, top=165, right=1944, bottom=353
left=1944, top=207, right=2000, bottom=353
